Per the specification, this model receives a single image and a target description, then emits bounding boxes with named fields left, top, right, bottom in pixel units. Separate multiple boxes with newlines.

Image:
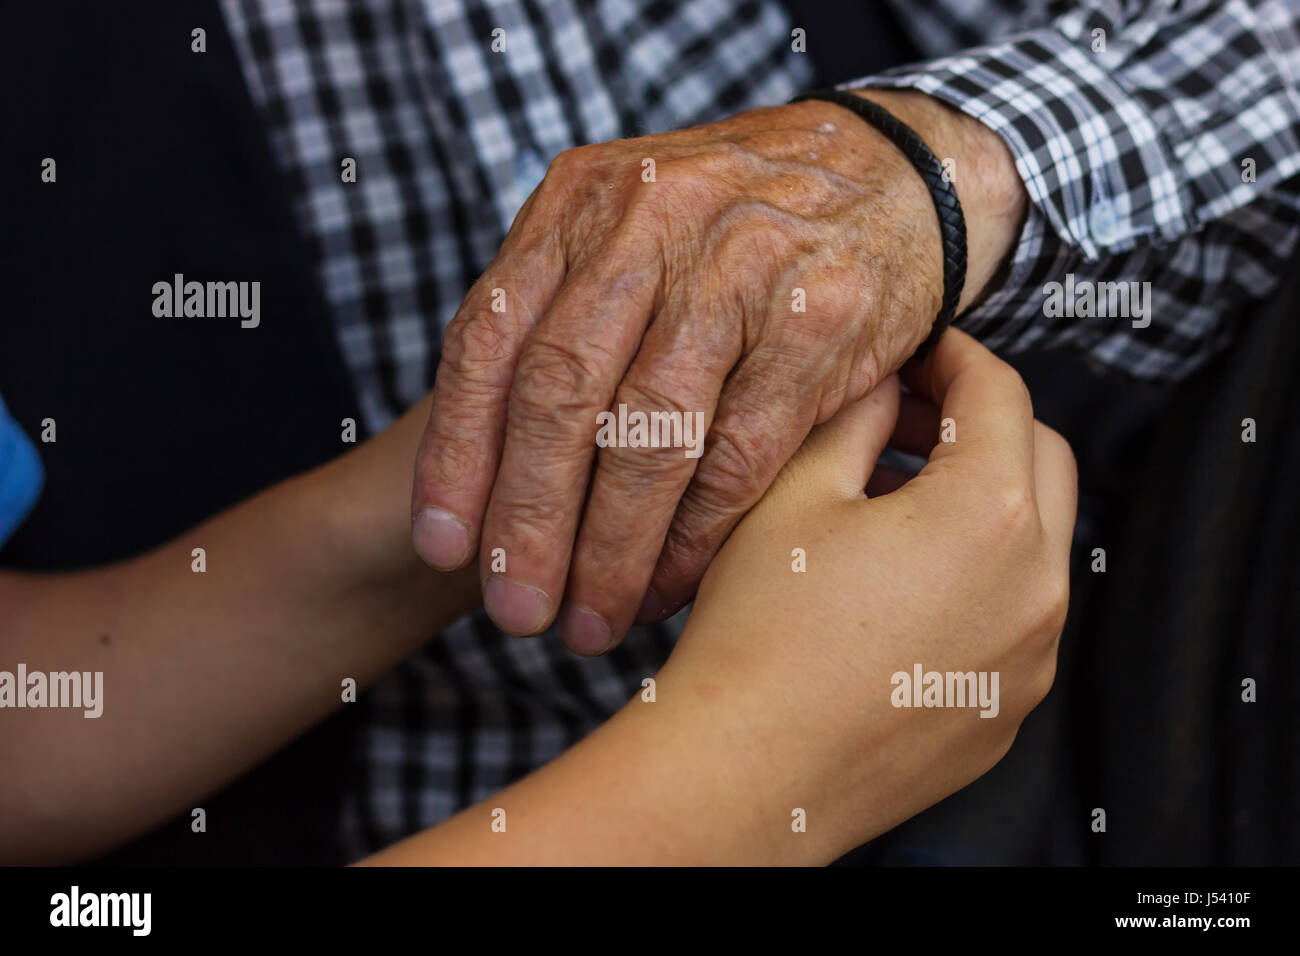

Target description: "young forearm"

left=359, top=638, right=847, bottom=866
left=0, top=397, right=478, bottom=863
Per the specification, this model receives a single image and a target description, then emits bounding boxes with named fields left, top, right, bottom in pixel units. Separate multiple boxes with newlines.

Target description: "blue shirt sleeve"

left=0, top=394, right=44, bottom=548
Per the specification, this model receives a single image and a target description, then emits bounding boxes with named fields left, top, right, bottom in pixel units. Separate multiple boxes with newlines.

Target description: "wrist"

left=645, top=615, right=869, bottom=864
left=850, top=88, right=1027, bottom=314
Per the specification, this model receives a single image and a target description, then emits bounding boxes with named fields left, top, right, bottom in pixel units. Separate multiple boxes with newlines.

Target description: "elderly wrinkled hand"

left=409, top=89, right=1026, bottom=655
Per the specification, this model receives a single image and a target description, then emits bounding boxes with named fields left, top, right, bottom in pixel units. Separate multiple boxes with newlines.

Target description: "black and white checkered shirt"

left=217, top=0, right=1300, bottom=857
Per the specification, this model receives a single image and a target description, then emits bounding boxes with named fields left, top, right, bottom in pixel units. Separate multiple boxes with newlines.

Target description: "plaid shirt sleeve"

left=853, top=0, right=1300, bottom=381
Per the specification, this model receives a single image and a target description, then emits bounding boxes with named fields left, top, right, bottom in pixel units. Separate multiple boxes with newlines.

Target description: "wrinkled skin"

left=410, top=90, right=1026, bottom=654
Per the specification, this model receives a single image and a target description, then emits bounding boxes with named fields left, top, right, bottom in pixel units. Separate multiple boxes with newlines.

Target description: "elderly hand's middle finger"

left=477, top=230, right=663, bottom=635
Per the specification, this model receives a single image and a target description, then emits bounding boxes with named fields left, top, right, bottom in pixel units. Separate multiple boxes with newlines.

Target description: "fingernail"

left=634, top=587, right=664, bottom=625
left=559, top=603, right=613, bottom=657
left=412, top=507, right=472, bottom=570
left=484, top=576, right=554, bottom=635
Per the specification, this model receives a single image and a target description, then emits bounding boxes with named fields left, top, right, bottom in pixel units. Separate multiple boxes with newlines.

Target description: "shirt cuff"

left=851, top=24, right=1193, bottom=250
left=841, top=26, right=1194, bottom=348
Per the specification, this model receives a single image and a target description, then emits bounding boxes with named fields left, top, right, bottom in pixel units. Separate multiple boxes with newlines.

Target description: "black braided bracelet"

left=791, top=88, right=967, bottom=357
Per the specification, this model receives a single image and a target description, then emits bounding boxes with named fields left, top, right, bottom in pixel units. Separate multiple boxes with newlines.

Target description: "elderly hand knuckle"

left=545, top=146, right=588, bottom=185
left=513, top=338, right=604, bottom=412
left=443, top=313, right=513, bottom=377
left=620, top=373, right=697, bottom=415
left=699, top=426, right=771, bottom=501
left=603, top=444, right=688, bottom=488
